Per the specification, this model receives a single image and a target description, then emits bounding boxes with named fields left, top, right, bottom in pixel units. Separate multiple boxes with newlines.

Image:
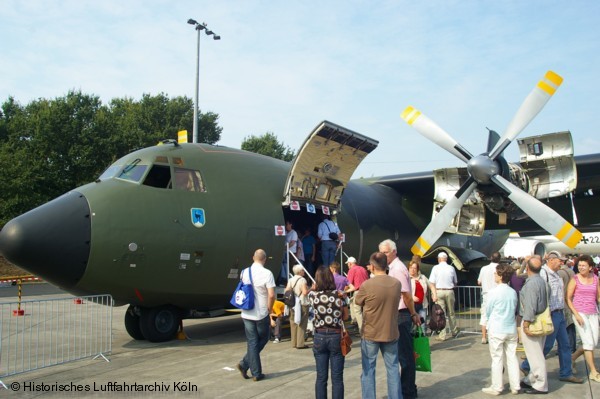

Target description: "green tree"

left=0, top=91, right=223, bottom=226
left=0, top=92, right=113, bottom=225
left=241, top=132, right=295, bottom=161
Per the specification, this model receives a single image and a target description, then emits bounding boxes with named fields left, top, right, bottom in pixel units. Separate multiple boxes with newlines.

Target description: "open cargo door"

left=282, top=121, right=378, bottom=210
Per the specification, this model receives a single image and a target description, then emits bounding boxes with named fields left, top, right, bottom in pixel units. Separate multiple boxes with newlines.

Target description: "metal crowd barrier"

left=453, top=285, right=482, bottom=335
left=0, top=294, right=113, bottom=381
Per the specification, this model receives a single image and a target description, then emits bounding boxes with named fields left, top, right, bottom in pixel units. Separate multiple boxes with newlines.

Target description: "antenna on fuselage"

left=157, top=139, right=180, bottom=147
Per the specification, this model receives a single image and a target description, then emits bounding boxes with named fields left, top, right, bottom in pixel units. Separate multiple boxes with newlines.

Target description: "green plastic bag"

left=413, top=326, right=431, bottom=372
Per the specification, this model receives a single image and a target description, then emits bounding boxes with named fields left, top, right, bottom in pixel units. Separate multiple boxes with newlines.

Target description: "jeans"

left=521, top=310, right=573, bottom=378
left=361, top=338, right=402, bottom=399
left=240, top=316, right=270, bottom=378
left=303, top=254, right=315, bottom=277
left=313, top=332, right=345, bottom=399
left=279, top=252, right=291, bottom=284
left=321, top=240, right=337, bottom=267
left=398, top=310, right=417, bottom=399
left=566, top=323, right=576, bottom=353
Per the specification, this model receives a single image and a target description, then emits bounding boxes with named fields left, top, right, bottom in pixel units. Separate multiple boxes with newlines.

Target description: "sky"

left=1, top=0, right=599, bottom=179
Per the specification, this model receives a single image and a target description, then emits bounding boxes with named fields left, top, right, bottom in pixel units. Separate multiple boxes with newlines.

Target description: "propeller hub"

left=467, top=155, right=499, bottom=184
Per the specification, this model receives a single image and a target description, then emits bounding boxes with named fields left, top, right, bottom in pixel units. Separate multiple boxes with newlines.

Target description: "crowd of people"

left=237, top=236, right=423, bottom=399
left=235, top=238, right=600, bottom=398
left=480, top=251, right=600, bottom=395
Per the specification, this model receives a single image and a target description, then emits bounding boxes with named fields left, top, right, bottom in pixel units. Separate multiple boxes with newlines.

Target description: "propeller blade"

left=486, top=129, right=501, bottom=154
left=491, top=175, right=582, bottom=249
left=401, top=106, right=473, bottom=163
left=411, top=178, right=477, bottom=256
left=489, top=71, right=563, bottom=159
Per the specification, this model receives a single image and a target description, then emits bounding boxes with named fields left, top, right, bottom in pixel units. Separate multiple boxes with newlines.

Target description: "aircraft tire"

left=124, top=306, right=145, bottom=340
left=139, top=305, right=181, bottom=342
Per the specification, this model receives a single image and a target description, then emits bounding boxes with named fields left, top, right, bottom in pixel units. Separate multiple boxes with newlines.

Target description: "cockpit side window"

left=173, top=167, right=206, bottom=192
left=143, top=165, right=172, bottom=189
left=117, top=159, right=148, bottom=183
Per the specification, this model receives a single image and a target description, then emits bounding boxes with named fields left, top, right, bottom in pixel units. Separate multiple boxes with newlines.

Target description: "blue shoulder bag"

left=230, top=267, right=255, bottom=310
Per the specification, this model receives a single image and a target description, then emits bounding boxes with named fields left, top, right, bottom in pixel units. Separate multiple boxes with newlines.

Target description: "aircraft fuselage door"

left=283, top=121, right=379, bottom=210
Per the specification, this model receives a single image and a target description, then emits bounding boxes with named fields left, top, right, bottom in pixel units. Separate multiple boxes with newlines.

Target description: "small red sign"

left=275, top=225, right=285, bottom=236
left=290, top=201, right=300, bottom=211
left=322, top=206, right=330, bottom=215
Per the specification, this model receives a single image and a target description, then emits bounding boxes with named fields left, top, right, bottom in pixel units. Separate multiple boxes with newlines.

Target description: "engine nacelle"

left=432, top=131, right=577, bottom=235
left=501, top=239, right=546, bottom=258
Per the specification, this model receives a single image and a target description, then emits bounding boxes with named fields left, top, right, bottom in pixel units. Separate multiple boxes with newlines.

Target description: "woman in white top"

left=409, top=261, right=431, bottom=324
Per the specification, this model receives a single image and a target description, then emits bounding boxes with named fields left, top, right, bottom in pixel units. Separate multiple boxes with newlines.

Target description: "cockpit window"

left=102, top=157, right=205, bottom=192
left=173, top=167, right=206, bottom=192
left=117, top=159, right=148, bottom=182
left=98, top=165, right=122, bottom=181
left=143, top=165, right=172, bottom=189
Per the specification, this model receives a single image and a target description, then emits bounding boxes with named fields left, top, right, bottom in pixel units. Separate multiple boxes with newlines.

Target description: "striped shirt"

left=540, top=265, right=565, bottom=311
left=572, top=274, right=599, bottom=315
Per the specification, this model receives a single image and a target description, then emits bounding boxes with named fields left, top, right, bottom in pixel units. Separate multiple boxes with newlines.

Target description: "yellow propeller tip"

left=545, top=70, right=563, bottom=86
left=401, top=106, right=415, bottom=118
left=401, top=106, right=421, bottom=125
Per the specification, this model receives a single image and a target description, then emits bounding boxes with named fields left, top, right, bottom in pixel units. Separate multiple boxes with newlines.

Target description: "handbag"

left=340, top=322, right=352, bottom=356
left=528, top=271, right=554, bottom=336
left=325, top=221, right=339, bottom=241
left=413, top=325, right=432, bottom=372
left=229, top=267, right=255, bottom=310
left=428, top=303, right=446, bottom=332
left=528, top=306, right=554, bottom=336
left=283, top=278, right=300, bottom=307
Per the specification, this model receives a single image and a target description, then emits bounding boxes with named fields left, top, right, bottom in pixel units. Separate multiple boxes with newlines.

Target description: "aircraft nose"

left=0, top=191, right=91, bottom=289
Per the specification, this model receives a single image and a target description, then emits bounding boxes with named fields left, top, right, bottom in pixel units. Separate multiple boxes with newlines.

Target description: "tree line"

left=0, top=91, right=294, bottom=226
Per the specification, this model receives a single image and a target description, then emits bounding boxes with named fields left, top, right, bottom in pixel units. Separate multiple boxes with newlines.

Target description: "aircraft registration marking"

left=581, top=235, right=600, bottom=244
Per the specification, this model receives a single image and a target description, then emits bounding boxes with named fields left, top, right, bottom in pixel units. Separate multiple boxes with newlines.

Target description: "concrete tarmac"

left=1, top=284, right=599, bottom=398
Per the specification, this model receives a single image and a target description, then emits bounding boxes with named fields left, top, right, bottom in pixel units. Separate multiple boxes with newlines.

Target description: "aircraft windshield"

left=98, top=165, right=122, bottom=181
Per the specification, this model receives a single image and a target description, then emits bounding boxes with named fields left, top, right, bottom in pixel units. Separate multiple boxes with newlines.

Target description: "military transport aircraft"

left=1, top=70, right=600, bottom=342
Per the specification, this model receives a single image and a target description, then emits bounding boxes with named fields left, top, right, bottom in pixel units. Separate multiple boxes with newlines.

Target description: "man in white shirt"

left=237, top=249, right=276, bottom=382
left=278, top=220, right=298, bottom=285
left=478, top=252, right=500, bottom=344
left=429, top=251, right=459, bottom=341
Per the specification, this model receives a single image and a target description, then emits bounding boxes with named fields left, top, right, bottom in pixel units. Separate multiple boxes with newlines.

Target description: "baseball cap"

left=346, top=257, right=356, bottom=264
left=547, top=250, right=567, bottom=261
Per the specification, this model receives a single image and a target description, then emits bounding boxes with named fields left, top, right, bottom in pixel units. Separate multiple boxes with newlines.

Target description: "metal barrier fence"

left=453, top=285, right=482, bottom=335
left=0, top=294, right=113, bottom=381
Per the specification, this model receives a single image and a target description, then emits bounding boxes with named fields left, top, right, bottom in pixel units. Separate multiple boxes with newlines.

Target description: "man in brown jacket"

left=355, top=252, right=402, bottom=399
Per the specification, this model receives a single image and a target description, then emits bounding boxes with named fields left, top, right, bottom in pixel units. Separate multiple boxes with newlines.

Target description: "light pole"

left=187, top=18, right=220, bottom=144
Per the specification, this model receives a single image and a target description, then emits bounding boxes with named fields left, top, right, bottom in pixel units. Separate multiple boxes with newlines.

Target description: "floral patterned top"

left=308, top=290, right=345, bottom=329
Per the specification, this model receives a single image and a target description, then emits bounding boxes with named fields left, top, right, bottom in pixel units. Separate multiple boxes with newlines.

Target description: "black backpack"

left=428, top=303, right=446, bottom=332
left=283, top=279, right=300, bottom=307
